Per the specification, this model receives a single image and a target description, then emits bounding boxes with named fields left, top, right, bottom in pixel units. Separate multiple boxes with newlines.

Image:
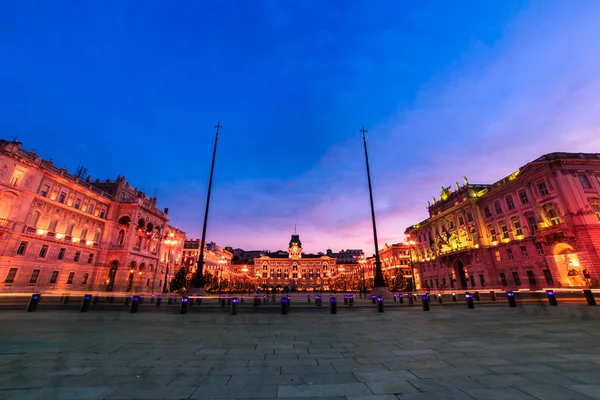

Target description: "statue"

left=463, top=176, right=469, bottom=185
left=427, top=200, right=431, bottom=208
left=456, top=182, right=460, bottom=191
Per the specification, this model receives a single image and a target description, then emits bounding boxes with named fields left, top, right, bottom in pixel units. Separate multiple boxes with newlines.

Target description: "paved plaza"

left=1, top=301, right=600, bottom=399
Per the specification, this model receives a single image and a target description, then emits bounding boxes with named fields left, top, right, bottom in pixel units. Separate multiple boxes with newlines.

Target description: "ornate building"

left=253, top=234, right=337, bottom=290
left=182, top=239, right=233, bottom=280
left=406, top=152, right=600, bottom=291
left=0, top=139, right=184, bottom=293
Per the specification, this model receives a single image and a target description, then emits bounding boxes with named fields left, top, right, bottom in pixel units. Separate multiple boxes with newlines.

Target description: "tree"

left=392, top=274, right=408, bottom=291
left=170, top=267, right=190, bottom=293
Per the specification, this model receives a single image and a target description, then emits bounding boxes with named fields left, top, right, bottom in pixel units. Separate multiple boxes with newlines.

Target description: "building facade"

left=0, top=139, right=184, bottom=293
left=182, top=239, right=233, bottom=280
left=405, top=152, right=600, bottom=291
left=253, top=234, right=337, bottom=290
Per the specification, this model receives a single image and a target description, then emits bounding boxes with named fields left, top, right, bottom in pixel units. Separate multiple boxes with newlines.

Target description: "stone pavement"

left=0, top=303, right=600, bottom=399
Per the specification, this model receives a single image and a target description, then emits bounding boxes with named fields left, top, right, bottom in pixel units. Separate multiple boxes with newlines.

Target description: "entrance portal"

left=455, top=260, right=467, bottom=289
left=106, top=261, right=118, bottom=291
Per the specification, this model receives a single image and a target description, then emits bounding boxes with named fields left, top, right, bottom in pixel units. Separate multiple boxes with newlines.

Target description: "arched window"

left=27, top=210, right=40, bottom=227
left=80, top=228, right=88, bottom=241
left=66, top=222, right=74, bottom=236
left=589, top=198, right=600, bottom=221
left=48, top=218, right=58, bottom=232
left=93, top=231, right=101, bottom=242
left=117, top=230, right=125, bottom=245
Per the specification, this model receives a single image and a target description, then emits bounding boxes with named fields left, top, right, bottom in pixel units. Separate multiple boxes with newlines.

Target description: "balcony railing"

left=0, top=218, right=16, bottom=230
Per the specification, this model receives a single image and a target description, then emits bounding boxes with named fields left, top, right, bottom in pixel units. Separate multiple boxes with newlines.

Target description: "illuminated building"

left=0, top=139, right=181, bottom=293
left=182, top=239, right=233, bottom=279
left=406, top=152, right=600, bottom=290
left=253, top=234, right=337, bottom=290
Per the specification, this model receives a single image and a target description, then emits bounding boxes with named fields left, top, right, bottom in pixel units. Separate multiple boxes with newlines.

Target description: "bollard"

left=151, top=295, right=155, bottom=304
left=330, top=296, right=337, bottom=314
left=281, top=297, right=289, bottom=315
left=80, top=294, right=92, bottom=312
left=168, top=295, right=173, bottom=305
left=344, top=295, right=348, bottom=305
left=92, top=294, right=99, bottom=305
left=393, top=294, right=397, bottom=302
left=269, top=294, right=273, bottom=303
left=371, top=295, right=376, bottom=304
left=546, top=290, right=558, bottom=306
left=308, top=294, right=311, bottom=303
left=139, top=294, right=144, bottom=304
left=399, top=294, right=404, bottom=304
left=231, top=298, right=239, bottom=315
left=109, top=294, right=115, bottom=303
left=156, top=295, right=162, bottom=307
left=188, top=297, right=194, bottom=307
left=316, top=295, right=322, bottom=307
left=27, top=294, right=41, bottom=312
left=130, top=296, right=140, bottom=313
left=62, top=294, right=70, bottom=305
left=506, top=291, right=517, bottom=307
left=490, top=291, right=497, bottom=301
left=180, top=296, right=189, bottom=314
left=474, top=291, right=480, bottom=301
left=466, top=292, right=475, bottom=309
left=196, top=296, right=202, bottom=305
left=287, top=295, right=291, bottom=306
left=254, top=296, right=259, bottom=307
left=349, top=295, right=354, bottom=306
left=220, top=297, right=226, bottom=307
left=376, top=296, right=384, bottom=313
left=408, top=294, right=414, bottom=305
left=227, top=296, right=232, bottom=306
left=437, top=293, right=444, bottom=304
left=124, top=295, right=131, bottom=306
left=421, top=295, right=430, bottom=311
left=240, top=295, right=244, bottom=304
left=452, top=292, right=457, bottom=302
left=583, top=289, right=597, bottom=306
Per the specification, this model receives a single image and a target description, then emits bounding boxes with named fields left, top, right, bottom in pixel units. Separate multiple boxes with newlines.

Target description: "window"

left=74, top=251, right=81, bottom=262
left=507, top=248, right=514, bottom=260
left=39, top=245, right=49, bottom=258
left=470, top=275, right=475, bottom=288
left=519, top=190, right=529, bottom=205
left=501, top=225, right=510, bottom=239
left=536, top=243, right=545, bottom=255
left=292, top=272, right=298, bottom=278
left=442, top=277, right=447, bottom=287
left=16, top=241, right=28, bottom=255
left=466, top=211, right=473, bottom=222
left=29, top=269, right=41, bottom=284
left=506, top=195, right=515, bottom=210
left=88, top=203, right=95, bottom=215
left=527, top=216, right=538, bottom=234
left=449, top=276, right=454, bottom=288
left=58, top=191, right=67, bottom=204
left=40, top=184, right=50, bottom=197
left=543, top=269, right=554, bottom=285
left=50, top=271, right=59, bottom=284
left=5, top=268, right=18, bottom=283
left=490, top=228, right=497, bottom=242
left=81, top=273, right=89, bottom=285
left=117, top=230, right=125, bottom=245
left=526, top=270, right=536, bottom=285
left=495, top=250, right=501, bottom=262
left=146, top=279, right=150, bottom=287
left=48, top=219, right=58, bottom=232
left=512, top=271, right=521, bottom=286
left=449, top=220, right=456, bottom=230
left=479, top=274, right=485, bottom=287
left=579, top=175, right=592, bottom=189
left=458, top=215, right=464, bottom=226
left=484, top=206, right=492, bottom=218
left=514, top=220, right=523, bottom=236
left=100, top=209, right=106, bottom=219
left=500, top=273, right=507, bottom=286
left=548, top=209, right=560, bottom=225
left=520, top=245, right=528, bottom=257
left=538, top=182, right=549, bottom=196
left=74, top=198, right=81, bottom=210
left=57, top=248, right=66, bottom=260
left=494, top=201, right=503, bottom=215
left=435, top=279, right=439, bottom=288
left=593, top=203, right=600, bottom=221
left=88, top=253, right=94, bottom=264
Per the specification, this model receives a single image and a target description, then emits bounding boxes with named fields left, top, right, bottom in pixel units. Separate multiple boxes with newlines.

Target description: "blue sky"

left=1, top=1, right=600, bottom=254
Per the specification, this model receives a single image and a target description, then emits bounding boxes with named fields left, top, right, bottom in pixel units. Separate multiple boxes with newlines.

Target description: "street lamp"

left=359, top=254, right=366, bottom=294
left=218, top=255, right=226, bottom=293
left=163, top=233, right=177, bottom=293
left=404, top=236, right=416, bottom=292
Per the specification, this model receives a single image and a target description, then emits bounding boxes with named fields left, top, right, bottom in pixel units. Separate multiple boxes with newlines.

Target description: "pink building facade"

left=0, top=139, right=184, bottom=294
left=406, top=153, right=600, bottom=291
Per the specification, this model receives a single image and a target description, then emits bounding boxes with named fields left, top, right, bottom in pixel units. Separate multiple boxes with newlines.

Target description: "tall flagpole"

left=192, top=122, right=221, bottom=294
left=361, top=126, right=387, bottom=291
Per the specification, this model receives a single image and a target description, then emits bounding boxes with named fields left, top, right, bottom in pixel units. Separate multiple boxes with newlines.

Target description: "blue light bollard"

left=130, top=295, right=140, bottom=313
left=156, top=295, right=162, bottom=307
left=180, top=296, right=189, bottom=314
left=281, top=297, right=289, bottom=315
left=421, top=294, right=430, bottom=311
left=27, top=294, right=41, bottom=312
left=349, top=295, right=354, bottom=306
left=546, top=290, right=558, bottom=306
left=466, top=292, right=475, bottom=309
left=330, top=296, right=337, bottom=314
left=506, top=291, right=517, bottom=307
left=376, top=296, right=384, bottom=313
left=80, top=294, right=92, bottom=312
left=231, top=297, right=239, bottom=315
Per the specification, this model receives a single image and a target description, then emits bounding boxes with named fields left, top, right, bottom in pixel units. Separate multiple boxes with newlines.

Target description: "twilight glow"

left=1, top=1, right=600, bottom=254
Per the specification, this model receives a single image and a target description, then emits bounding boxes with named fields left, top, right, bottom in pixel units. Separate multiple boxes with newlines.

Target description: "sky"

left=1, top=1, right=600, bottom=254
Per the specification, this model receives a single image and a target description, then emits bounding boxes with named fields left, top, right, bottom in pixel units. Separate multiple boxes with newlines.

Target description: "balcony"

left=0, top=218, right=16, bottom=230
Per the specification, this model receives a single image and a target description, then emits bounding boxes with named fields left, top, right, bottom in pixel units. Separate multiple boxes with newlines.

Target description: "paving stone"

left=513, top=383, right=597, bottom=400
left=106, top=384, right=199, bottom=399
left=568, top=385, right=600, bottom=399
left=396, top=389, right=476, bottom=399
left=278, top=382, right=372, bottom=397
left=190, top=384, right=278, bottom=399
left=461, top=387, right=538, bottom=399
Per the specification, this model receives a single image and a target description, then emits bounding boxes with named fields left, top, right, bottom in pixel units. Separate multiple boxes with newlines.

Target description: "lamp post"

left=404, top=237, right=416, bottom=292
left=360, top=126, right=388, bottom=297
left=218, top=255, right=226, bottom=294
left=162, top=233, right=178, bottom=293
